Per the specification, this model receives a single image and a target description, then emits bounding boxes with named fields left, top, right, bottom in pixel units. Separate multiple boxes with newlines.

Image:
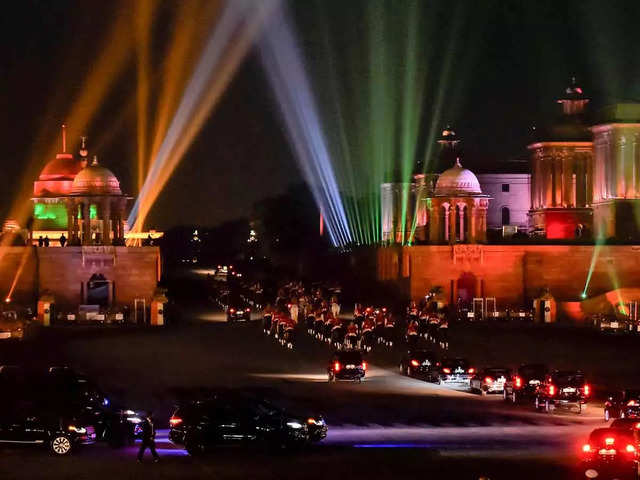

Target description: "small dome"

left=71, top=157, right=121, bottom=195
left=434, top=158, right=482, bottom=196
left=39, top=153, right=83, bottom=180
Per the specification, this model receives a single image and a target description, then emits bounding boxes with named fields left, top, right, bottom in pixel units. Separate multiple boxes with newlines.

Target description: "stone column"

left=449, top=201, right=457, bottom=245
left=429, top=201, right=440, bottom=244
left=469, top=201, right=477, bottom=244
left=82, top=201, right=91, bottom=245
left=458, top=204, right=465, bottom=242
left=443, top=203, right=450, bottom=243
left=102, top=199, right=111, bottom=245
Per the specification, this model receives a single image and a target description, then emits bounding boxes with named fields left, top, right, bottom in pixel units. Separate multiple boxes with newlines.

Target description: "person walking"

left=137, top=412, right=159, bottom=463
left=44, top=236, right=50, bottom=247
left=38, top=236, right=44, bottom=247
left=59, top=233, right=67, bottom=247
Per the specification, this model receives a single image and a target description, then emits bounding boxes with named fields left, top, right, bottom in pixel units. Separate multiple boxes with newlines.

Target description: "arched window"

left=501, top=206, right=510, bottom=226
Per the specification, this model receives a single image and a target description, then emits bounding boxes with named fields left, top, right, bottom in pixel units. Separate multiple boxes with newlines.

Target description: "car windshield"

left=552, top=372, right=585, bottom=387
left=443, top=359, right=469, bottom=369
left=485, top=369, right=510, bottom=377
left=588, top=428, right=635, bottom=446
left=411, top=351, right=435, bottom=361
left=518, top=365, right=547, bottom=379
left=337, top=352, right=363, bottom=364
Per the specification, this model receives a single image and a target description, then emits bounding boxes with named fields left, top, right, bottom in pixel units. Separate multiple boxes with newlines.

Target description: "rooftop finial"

left=91, top=155, right=99, bottom=166
left=79, top=136, right=88, bottom=158
left=61, top=124, right=67, bottom=153
left=455, top=157, right=462, bottom=167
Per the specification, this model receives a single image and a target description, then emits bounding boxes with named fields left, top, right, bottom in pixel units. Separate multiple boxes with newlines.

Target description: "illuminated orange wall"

left=378, top=245, right=640, bottom=308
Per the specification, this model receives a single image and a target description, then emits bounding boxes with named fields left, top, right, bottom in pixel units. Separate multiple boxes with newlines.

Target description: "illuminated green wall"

left=33, top=203, right=68, bottom=230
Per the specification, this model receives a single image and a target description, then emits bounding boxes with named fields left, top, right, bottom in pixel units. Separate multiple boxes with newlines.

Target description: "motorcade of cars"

left=470, top=367, right=511, bottom=395
left=399, top=350, right=439, bottom=381
left=437, top=358, right=475, bottom=387
left=169, top=393, right=327, bottom=455
left=327, top=351, right=366, bottom=383
left=605, top=390, right=640, bottom=422
left=224, top=294, right=252, bottom=322
left=503, top=363, right=549, bottom=403
left=580, top=427, right=640, bottom=480
left=534, top=370, right=591, bottom=413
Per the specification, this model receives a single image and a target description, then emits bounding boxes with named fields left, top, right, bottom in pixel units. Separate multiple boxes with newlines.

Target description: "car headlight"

left=286, top=421, right=303, bottom=429
left=307, top=418, right=324, bottom=426
left=127, top=416, right=143, bottom=424
left=68, top=425, right=87, bottom=434
left=123, top=409, right=136, bottom=416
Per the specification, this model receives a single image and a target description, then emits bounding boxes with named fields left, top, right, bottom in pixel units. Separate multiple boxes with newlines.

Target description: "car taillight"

left=382, top=308, right=387, bottom=312
left=583, top=384, right=590, bottom=396
left=485, top=377, right=494, bottom=384
left=443, top=368, right=451, bottom=374
left=411, top=360, right=420, bottom=367
left=605, top=437, right=615, bottom=446
left=334, top=362, right=341, bottom=372
left=230, top=309, right=235, bottom=313
left=626, top=444, right=636, bottom=453
left=246, top=308, right=251, bottom=312
left=582, top=444, right=592, bottom=453
left=515, top=376, right=522, bottom=388
left=362, top=362, right=367, bottom=371
left=548, top=385, right=556, bottom=396
left=169, top=417, right=183, bottom=427
left=468, top=368, right=475, bottom=374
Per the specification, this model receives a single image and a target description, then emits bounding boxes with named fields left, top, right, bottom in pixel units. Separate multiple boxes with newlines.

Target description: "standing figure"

left=137, top=412, right=159, bottom=463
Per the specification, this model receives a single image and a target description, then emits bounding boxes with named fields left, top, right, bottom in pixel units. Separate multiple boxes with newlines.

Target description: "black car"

left=580, top=427, right=639, bottom=479
left=169, top=394, right=326, bottom=455
left=399, top=350, right=439, bottom=381
left=437, top=358, right=475, bottom=387
left=0, top=400, right=96, bottom=455
left=605, top=390, right=640, bottom=422
left=224, top=296, right=252, bottom=322
left=535, top=370, right=591, bottom=413
left=328, top=351, right=366, bottom=382
left=503, top=363, right=549, bottom=403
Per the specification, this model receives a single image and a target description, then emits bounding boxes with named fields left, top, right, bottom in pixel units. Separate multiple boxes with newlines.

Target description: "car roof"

left=589, top=428, right=635, bottom=443
left=611, top=418, right=640, bottom=430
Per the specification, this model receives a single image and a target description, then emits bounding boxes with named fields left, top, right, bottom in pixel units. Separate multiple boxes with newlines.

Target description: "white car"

left=470, top=368, right=512, bottom=395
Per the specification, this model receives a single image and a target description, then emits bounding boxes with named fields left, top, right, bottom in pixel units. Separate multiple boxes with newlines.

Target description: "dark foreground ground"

left=0, top=312, right=635, bottom=480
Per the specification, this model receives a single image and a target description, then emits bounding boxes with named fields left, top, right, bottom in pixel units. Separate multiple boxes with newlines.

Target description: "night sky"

left=0, top=0, right=638, bottom=230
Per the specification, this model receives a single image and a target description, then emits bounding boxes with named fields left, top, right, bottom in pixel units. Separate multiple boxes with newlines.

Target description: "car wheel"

left=406, top=366, right=411, bottom=377
left=503, top=389, right=509, bottom=402
left=50, top=435, right=72, bottom=455
left=535, top=397, right=540, bottom=410
left=545, top=400, right=553, bottom=413
left=511, top=392, right=517, bottom=404
left=604, top=409, right=610, bottom=422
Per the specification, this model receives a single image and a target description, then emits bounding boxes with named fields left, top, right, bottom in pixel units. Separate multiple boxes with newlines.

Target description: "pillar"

left=458, top=204, right=465, bottom=242
left=82, top=201, right=90, bottom=245
left=102, top=199, right=111, bottom=245
left=449, top=201, right=457, bottom=245
left=429, top=201, right=441, bottom=244
left=444, top=204, right=450, bottom=243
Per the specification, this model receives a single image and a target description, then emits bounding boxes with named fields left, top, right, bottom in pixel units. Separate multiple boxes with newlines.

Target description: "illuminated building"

left=0, top=126, right=164, bottom=318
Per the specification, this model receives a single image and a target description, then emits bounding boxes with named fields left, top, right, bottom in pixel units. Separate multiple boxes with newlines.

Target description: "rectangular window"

left=501, top=184, right=510, bottom=192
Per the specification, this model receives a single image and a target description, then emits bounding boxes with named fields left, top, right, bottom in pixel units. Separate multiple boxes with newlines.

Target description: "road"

left=0, top=310, right=604, bottom=479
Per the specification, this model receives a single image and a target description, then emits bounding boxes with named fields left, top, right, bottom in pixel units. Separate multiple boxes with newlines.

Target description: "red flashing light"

left=382, top=308, right=387, bottom=312
left=515, top=376, right=522, bottom=388
left=411, top=360, right=420, bottom=367
left=485, top=377, right=494, bottom=384
left=230, top=308, right=235, bottom=313
left=245, top=308, right=251, bottom=312
left=626, top=444, right=636, bottom=453
left=582, top=444, right=592, bottom=453
left=548, top=385, right=556, bottom=396
left=362, top=362, right=367, bottom=371
left=468, top=368, right=475, bottom=374
left=634, top=423, right=640, bottom=430
left=605, top=437, right=614, bottom=446
left=443, top=368, right=451, bottom=374
left=583, top=384, right=590, bottom=396
left=169, top=417, right=183, bottom=427
left=334, top=362, right=341, bottom=372
left=628, top=400, right=639, bottom=407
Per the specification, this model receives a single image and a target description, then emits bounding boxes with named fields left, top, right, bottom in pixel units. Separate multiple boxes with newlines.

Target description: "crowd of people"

left=260, top=281, right=450, bottom=352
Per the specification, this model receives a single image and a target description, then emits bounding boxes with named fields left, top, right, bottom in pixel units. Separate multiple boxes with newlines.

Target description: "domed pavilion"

left=426, top=158, right=490, bottom=244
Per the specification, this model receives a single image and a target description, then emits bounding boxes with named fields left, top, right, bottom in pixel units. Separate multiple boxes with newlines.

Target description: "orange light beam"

left=6, top=245, right=31, bottom=302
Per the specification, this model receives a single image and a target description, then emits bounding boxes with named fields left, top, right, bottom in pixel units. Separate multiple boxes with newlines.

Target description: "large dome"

left=434, top=158, right=482, bottom=196
left=38, top=153, right=83, bottom=180
left=71, top=158, right=122, bottom=195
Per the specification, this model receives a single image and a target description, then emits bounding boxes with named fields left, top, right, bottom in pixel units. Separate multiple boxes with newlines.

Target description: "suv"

left=169, top=394, right=326, bottom=455
left=580, top=428, right=640, bottom=479
left=470, top=367, right=511, bottom=395
left=535, top=370, right=590, bottom=413
left=328, top=351, right=366, bottom=383
left=605, top=390, right=640, bottom=422
left=399, top=350, right=439, bottom=381
left=0, top=401, right=96, bottom=455
left=503, top=363, right=549, bottom=403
